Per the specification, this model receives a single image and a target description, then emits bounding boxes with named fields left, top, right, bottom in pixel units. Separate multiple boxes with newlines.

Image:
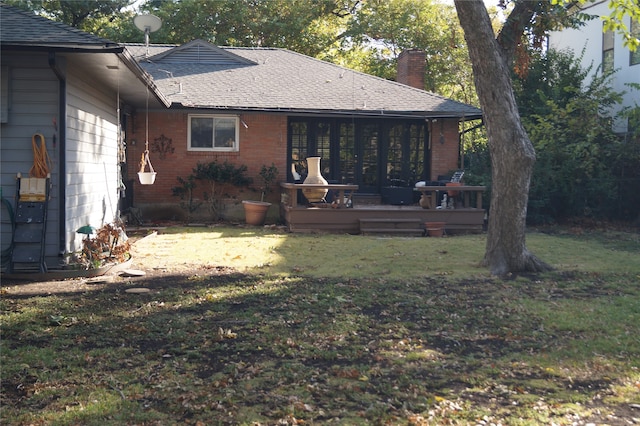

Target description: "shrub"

left=172, top=160, right=251, bottom=221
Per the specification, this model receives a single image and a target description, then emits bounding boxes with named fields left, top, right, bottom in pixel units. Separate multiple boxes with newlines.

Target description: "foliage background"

left=465, top=48, right=640, bottom=224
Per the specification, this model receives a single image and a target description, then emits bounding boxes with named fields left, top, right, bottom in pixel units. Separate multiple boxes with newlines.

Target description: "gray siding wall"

left=0, top=53, right=60, bottom=269
left=65, top=66, right=120, bottom=255
left=1, top=52, right=122, bottom=270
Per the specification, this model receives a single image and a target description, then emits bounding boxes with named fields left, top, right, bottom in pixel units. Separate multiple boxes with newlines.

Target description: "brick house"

left=123, top=41, right=482, bottom=222
left=0, top=6, right=483, bottom=273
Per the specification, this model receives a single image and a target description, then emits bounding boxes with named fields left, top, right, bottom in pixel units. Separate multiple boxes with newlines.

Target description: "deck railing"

left=414, top=185, right=486, bottom=209
left=280, top=183, right=359, bottom=208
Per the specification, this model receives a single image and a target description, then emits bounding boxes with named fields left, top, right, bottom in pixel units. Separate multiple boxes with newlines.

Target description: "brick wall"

left=397, top=50, right=425, bottom=90
left=429, top=119, right=461, bottom=181
left=125, top=110, right=461, bottom=219
left=126, top=111, right=287, bottom=220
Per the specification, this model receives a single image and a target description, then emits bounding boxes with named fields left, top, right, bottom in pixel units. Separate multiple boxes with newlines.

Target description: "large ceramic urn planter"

left=301, top=157, right=328, bottom=203
left=243, top=200, right=271, bottom=226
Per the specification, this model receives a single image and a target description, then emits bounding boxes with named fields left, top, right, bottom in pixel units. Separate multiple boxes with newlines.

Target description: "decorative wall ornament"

left=151, top=134, right=175, bottom=159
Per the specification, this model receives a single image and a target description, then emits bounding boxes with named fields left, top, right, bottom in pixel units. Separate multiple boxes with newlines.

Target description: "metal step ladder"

left=8, top=176, right=50, bottom=273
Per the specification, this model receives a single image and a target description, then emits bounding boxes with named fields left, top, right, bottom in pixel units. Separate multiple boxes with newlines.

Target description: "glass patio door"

left=288, top=118, right=428, bottom=193
left=357, top=123, right=380, bottom=193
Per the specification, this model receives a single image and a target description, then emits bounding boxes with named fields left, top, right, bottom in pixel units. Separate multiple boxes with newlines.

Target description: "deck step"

left=359, top=218, right=424, bottom=235
left=360, top=227, right=424, bottom=235
left=359, top=218, right=422, bottom=223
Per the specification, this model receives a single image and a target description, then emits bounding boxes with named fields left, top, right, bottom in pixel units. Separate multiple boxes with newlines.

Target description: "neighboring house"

left=548, top=1, right=640, bottom=136
left=123, top=42, right=483, bottom=221
left=0, top=5, right=168, bottom=271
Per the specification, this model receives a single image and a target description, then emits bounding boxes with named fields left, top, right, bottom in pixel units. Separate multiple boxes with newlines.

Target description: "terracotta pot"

left=446, top=182, right=461, bottom=197
left=301, top=157, right=328, bottom=202
left=243, top=200, right=271, bottom=226
left=425, top=222, right=446, bottom=237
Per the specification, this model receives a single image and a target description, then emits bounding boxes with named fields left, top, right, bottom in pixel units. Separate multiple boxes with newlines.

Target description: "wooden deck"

left=280, top=183, right=487, bottom=235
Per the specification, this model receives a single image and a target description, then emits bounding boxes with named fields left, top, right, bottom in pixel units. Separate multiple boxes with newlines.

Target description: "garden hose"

left=29, top=133, right=52, bottom=178
left=1, top=187, right=15, bottom=269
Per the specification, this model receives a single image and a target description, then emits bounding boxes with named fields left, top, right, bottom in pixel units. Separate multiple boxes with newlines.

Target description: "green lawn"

left=1, top=227, right=639, bottom=425
left=130, top=226, right=640, bottom=278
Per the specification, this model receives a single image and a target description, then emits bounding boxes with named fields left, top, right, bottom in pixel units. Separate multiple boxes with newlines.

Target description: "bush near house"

left=172, top=160, right=251, bottom=221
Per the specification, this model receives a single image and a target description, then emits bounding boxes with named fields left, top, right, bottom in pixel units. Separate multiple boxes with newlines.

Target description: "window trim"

left=187, top=114, right=239, bottom=152
left=631, top=19, right=640, bottom=66
left=602, top=27, right=615, bottom=74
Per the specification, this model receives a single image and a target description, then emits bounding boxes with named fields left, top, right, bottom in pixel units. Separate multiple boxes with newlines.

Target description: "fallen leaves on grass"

left=1, top=270, right=639, bottom=425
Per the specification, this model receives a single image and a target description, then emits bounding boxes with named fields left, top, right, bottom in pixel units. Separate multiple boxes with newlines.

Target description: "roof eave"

left=0, top=43, right=123, bottom=53
left=168, top=104, right=483, bottom=120
left=116, top=48, right=171, bottom=108
left=1, top=43, right=170, bottom=108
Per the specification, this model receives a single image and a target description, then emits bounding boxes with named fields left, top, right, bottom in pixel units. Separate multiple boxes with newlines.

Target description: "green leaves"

left=550, top=0, right=639, bottom=51
left=603, top=0, right=640, bottom=51
left=171, top=160, right=251, bottom=220
left=511, top=48, right=640, bottom=223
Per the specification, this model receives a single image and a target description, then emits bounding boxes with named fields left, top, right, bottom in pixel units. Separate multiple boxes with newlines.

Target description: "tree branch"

left=496, top=0, right=544, bottom=63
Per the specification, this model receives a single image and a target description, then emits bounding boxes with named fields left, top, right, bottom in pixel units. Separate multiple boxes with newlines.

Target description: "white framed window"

left=188, top=114, right=239, bottom=151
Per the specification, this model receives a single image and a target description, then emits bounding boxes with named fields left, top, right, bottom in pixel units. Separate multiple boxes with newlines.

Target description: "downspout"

left=48, top=52, right=66, bottom=256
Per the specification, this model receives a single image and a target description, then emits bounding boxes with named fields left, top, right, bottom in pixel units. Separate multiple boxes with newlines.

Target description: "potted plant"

left=243, top=163, right=279, bottom=226
left=138, top=151, right=157, bottom=185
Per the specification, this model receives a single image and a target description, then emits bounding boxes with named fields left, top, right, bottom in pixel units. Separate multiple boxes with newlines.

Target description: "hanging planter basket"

left=138, top=150, right=156, bottom=185
left=138, top=172, right=156, bottom=185
left=137, top=87, right=157, bottom=185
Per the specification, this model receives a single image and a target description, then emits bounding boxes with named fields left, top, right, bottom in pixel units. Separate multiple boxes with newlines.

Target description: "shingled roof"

left=0, top=4, right=120, bottom=51
left=125, top=40, right=482, bottom=119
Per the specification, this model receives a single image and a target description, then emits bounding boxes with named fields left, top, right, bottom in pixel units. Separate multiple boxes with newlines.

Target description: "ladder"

left=8, top=176, right=50, bottom=273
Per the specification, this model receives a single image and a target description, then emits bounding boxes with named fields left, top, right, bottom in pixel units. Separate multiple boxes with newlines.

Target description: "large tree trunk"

left=454, top=0, right=551, bottom=275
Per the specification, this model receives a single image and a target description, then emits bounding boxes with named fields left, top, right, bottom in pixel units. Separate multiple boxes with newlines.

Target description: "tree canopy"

left=5, top=0, right=482, bottom=105
left=4, top=0, right=133, bottom=28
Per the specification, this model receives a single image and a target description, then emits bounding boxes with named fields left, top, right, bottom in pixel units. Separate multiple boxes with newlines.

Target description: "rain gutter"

left=48, top=51, right=67, bottom=255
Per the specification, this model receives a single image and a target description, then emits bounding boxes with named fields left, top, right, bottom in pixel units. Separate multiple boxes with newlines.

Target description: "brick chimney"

left=397, top=49, right=426, bottom=90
